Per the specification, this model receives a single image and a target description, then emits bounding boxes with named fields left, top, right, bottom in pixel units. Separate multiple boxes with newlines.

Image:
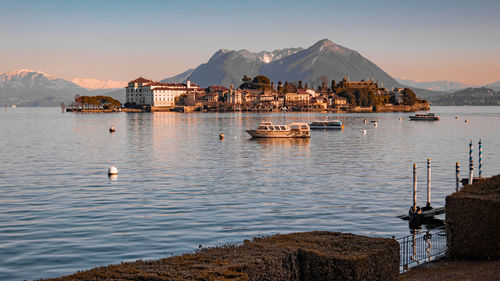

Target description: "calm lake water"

left=1, top=106, right=499, bottom=280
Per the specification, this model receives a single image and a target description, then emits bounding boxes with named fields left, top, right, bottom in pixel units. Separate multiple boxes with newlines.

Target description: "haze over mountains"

left=71, top=78, right=126, bottom=90
left=163, top=39, right=401, bottom=89
left=395, top=78, right=475, bottom=92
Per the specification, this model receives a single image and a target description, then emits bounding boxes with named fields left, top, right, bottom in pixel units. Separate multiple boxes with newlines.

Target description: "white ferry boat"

left=246, top=121, right=310, bottom=138
left=409, top=113, right=440, bottom=121
left=309, top=120, right=344, bottom=129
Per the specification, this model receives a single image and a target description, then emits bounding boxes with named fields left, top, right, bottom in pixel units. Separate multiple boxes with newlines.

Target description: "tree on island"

left=401, top=88, right=418, bottom=105
left=74, top=95, right=121, bottom=109
left=239, top=75, right=272, bottom=90
left=337, top=88, right=376, bottom=107
left=240, top=75, right=253, bottom=89
left=252, top=75, right=272, bottom=90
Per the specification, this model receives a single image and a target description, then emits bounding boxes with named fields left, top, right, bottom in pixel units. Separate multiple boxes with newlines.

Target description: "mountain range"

left=0, top=69, right=125, bottom=106
left=162, top=39, right=401, bottom=89
left=1, top=39, right=499, bottom=107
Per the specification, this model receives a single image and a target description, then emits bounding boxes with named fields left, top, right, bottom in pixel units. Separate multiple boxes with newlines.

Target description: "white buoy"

left=455, top=116, right=458, bottom=119
left=374, top=121, right=378, bottom=127
left=465, top=119, right=469, bottom=123
left=109, top=126, right=116, bottom=133
left=219, top=133, right=225, bottom=140
left=399, top=117, right=402, bottom=121
left=362, top=130, right=367, bottom=134
left=364, top=119, right=367, bottom=123
left=108, top=166, right=118, bottom=176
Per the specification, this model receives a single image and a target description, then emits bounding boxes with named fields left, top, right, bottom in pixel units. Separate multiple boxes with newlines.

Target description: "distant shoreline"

left=64, top=102, right=430, bottom=114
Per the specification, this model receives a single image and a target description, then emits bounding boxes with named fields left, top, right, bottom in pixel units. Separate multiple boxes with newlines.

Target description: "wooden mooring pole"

left=413, top=163, right=417, bottom=211
left=456, top=162, right=460, bottom=192
left=479, top=139, right=483, bottom=178
left=426, top=158, right=431, bottom=208
left=469, top=141, right=474, bottom=185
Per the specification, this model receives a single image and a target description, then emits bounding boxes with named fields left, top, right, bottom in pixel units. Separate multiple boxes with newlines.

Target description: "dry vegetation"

left=41, top=231, right=399, bottom=281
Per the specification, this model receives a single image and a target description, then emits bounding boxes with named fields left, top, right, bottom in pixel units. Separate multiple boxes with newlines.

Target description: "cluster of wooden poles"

left=408, top=140, right=483, bottom=220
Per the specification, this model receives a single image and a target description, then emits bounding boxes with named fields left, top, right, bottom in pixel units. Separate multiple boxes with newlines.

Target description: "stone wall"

left=446, top=175, right=500, bottom=260
left=44, top=231, right=399, bottom=281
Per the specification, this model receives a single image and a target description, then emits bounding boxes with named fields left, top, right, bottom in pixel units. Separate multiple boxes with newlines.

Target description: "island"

left=123, top=75, right=429, bottom=113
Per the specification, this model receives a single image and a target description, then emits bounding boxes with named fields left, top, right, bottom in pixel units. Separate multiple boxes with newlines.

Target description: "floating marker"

left=374, top=121, right=378, bottom=127
left=109, top=126, right=116, bottom=133
left=455, top=116, right=458, bottom=119
left=362, top=130, right=367, bottom=134
left=108, top=166, right=118, bottom=176
left=219, top=133, right=225, bottom=140
left=465, top=120, right=469, bottom=123
left=364, top=119, right=367, bottom=123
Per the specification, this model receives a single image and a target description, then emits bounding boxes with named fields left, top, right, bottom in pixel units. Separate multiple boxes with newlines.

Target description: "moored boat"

left=246, top=121, right=310, bottom=138
left=409, top=113, right=440, bottom=121
left=309, top=120, right=344, bottom=129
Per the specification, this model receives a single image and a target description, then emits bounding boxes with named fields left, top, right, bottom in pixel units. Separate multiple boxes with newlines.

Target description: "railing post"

left=456, top=162, right=460, bottom=192
left=426, top=158, right=431, bottom=208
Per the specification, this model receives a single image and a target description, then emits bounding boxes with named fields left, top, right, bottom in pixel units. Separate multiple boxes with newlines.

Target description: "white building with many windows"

left=125, top=77, right=201, bottom=108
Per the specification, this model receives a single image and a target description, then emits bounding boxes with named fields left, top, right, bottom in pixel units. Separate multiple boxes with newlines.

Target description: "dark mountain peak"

left=307, top=39, right=353, bottom=55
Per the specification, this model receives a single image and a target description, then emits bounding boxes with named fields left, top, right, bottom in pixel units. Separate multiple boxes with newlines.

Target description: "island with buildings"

left=67, top=75, right=429, bottom=113
left=124, top=75, right=429, bottom=113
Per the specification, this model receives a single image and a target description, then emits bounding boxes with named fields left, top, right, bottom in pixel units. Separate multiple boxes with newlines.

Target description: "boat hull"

left=409, top=117, right=440, bottom=121
left=246, top=130, right=310, bottom=138
left=309, top=125, right=343, bottom=129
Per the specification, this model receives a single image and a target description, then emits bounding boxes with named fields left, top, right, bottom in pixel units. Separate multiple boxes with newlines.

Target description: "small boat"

left=246, top=121, right=310, bottom=138
left=309, top=120, right=344, bottom=129
left=409, top=113, right=440, bottom=121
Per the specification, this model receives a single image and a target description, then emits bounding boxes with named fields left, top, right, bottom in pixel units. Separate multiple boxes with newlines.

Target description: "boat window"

left=301, top=125, right=308, bottom=130
left=258, top=126, right=267, bottom=130
left=280, top=126, right=286, bottom=130
left=273, top=126, right=280, bottom=130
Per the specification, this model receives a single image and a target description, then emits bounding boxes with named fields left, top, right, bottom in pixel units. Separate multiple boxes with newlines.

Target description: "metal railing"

left=397, top=227, right=447, bottom=272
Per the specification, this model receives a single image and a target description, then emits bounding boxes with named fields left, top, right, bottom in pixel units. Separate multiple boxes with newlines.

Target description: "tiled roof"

left=129, top=77, right=153, bottom=83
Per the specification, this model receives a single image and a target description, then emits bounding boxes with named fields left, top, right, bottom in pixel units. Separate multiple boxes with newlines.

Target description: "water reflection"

left=408, top=217, right=444, bottom=233
left=249, top=137, right=310, bottom=147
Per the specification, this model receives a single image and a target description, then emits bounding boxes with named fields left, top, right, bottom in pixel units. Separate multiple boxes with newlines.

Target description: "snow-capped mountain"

left=162, top=39, right=401, bottom=89
left=256, top=48, right=303, bottom=63
left=162, top=48, right=303, bottom=86
left=260, top=39, right=400, bottom=88
left=0, top=69, right=88, bottom=106
left=71, top=78, right=126, bottom=90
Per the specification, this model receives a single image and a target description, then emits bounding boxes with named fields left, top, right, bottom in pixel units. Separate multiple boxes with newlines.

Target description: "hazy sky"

left=1, top=0, right=499, bottom=85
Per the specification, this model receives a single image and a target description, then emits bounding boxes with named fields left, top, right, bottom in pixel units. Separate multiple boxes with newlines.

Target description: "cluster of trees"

left=239, top=75, right=272, bottom=90
left=74, top=95, right=121, bottom=109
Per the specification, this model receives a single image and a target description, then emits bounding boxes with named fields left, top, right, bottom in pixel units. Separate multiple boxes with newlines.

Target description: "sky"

left=1, top=0, right=499, bottom=85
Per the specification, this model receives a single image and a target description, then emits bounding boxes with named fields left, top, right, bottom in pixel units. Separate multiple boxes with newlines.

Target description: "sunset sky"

left=1, top=0, right=499, bottom=85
